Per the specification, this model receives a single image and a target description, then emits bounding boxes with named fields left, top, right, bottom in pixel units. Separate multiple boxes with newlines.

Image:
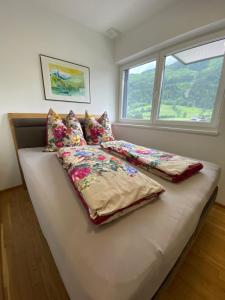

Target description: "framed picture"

left=40, top=55, right=91, bottom=103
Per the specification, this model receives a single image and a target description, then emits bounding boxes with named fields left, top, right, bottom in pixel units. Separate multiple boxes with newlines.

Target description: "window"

left=122, top=60, right=157, bottom=120
left=158, top=40, right=225, bottom=123
left=120, top=36, right=225, bottom=132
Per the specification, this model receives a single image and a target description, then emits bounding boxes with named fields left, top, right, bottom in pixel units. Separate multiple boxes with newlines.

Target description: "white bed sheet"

left=18, top=147, right=220, bottom=300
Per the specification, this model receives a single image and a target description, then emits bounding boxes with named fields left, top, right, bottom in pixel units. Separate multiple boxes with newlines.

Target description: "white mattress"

left=18, top=147, right=220, bottom=300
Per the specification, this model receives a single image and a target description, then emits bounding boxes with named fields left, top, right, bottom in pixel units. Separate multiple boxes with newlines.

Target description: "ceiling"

left=33, top=0, right=179, bottom=34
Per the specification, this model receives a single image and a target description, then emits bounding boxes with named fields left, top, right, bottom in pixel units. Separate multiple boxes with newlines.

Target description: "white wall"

left=115, top=0, right=225, bottom=63
left=0, top=0, right=117, bottom=190
left=114, top=0, right=225, bottom=205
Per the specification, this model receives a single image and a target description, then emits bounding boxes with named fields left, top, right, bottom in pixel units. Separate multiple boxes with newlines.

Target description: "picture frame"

left=40, top=54, right=91, bottom=103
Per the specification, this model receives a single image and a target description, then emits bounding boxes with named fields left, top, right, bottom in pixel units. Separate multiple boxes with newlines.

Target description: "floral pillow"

left=45, top=109, right=86, bottom=152
left=65, top=110, right=87, bottom=146
left=84, top=111, right=114, bottom=145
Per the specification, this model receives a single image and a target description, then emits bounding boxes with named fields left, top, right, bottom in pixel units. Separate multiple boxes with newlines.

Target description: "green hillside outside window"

left=122, top=60, right=156, bottom=120
left=158, top=52, right=224, bottom=122
left=120, top=36, right=225, bottom=131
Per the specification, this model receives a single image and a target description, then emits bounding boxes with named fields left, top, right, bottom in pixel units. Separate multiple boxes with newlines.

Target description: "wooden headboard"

left=8, top=112, right=100, bottom=149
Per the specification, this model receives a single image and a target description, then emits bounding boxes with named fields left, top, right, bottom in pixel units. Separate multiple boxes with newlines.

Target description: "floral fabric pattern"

left=58, top=146, right=138, bottom=192
left=45, top=109, right=86, bottom=152
left=58, top=146, right=164, bottom=225
left=101, top=140, right=203, bottom=182
left=84, top=111, right=114, bottom=145
left=65, top=110, right=87, bottom=146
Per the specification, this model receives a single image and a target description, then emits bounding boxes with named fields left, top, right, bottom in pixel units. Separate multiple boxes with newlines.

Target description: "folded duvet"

left=58, top=146, right=164, bottom=225
left=101, top=140, right=203, bottom=183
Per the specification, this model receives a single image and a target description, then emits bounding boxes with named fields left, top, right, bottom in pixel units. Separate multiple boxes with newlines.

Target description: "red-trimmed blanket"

left=57, top=146, right=164, bottom=225
left=101, top=141, right=203, bottom=183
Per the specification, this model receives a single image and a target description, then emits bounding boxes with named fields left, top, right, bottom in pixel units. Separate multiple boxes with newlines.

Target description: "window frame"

left=119, top=54, right=159, bottom=125
left=119, top=32, right=225, bottom=134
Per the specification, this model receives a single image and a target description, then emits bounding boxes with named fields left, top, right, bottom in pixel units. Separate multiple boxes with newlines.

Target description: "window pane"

left=122, top=61, right=156, bottom=120
left=158, top=39, right=225, bottom=122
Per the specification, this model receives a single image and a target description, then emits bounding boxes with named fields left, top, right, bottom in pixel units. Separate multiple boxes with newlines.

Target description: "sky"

left=129, top=56, right=177, bottom=74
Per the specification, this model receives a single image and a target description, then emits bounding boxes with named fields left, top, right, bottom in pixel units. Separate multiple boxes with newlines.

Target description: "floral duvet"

left=57, top=146, right=164, bottom=225
left=101, top=140, right=203, bottom=183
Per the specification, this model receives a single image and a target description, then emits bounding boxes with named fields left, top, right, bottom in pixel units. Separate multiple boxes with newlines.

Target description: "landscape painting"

left=40, top=55, right=90, bottom=103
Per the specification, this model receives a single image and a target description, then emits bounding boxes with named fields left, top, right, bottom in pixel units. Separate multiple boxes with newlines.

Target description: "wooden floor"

left=0, top=187, right=69, bottom=300
left=0, top=187, right=225, bottom=300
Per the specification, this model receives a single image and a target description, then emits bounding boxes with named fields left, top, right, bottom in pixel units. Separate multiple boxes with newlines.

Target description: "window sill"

left=112, top=122, right=219, bottom=136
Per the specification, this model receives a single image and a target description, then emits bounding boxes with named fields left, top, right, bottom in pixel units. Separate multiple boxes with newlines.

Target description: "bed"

left=8, top=113, right=220, bottom=300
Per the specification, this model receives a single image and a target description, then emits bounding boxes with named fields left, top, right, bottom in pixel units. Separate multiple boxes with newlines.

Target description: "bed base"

left=8, top=113, right=218, bottom=300
left=152, top=186, right=218, bottom=299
